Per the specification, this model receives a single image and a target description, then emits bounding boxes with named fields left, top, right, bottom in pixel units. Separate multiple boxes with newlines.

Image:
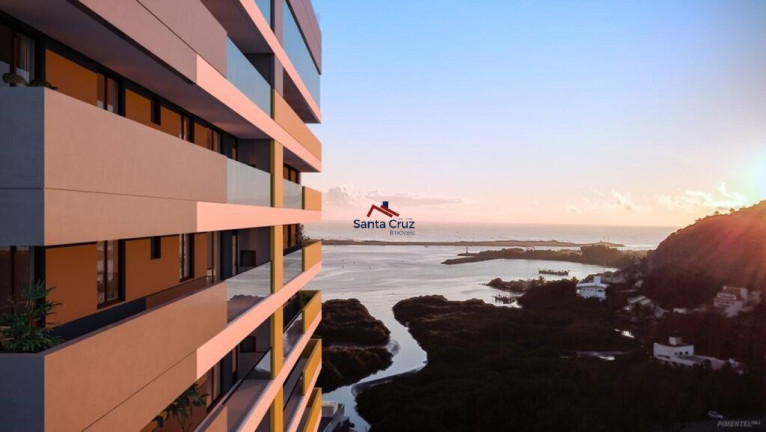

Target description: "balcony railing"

left=298, top=389, right=323, bottom=432
left=282, top=0, right=320, bottom=105
left=284, top=179, right=303, bottom=209
left=225, top=260, right=272, bottom=322
left=255, top=0, right=271, bottom=27
left=303, top=187, right=321, bottom=211
left=196, top=290, right=321, bottom=431
left=227, top=160, right=271, bottom=206
left=300, top=339, right=321, bottom=395
left=226, top=38, right=272, bottom=116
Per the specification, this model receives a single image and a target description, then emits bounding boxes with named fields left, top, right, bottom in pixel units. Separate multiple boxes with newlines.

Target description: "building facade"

left=576, top=275, right=608, bottom=300
left=0, top=0, right=323, bottom=430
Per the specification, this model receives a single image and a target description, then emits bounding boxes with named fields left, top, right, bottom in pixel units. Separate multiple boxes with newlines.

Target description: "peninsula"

left=315, top=299, right=393, bottom=392
left=320, top=239, right=624, bottom=248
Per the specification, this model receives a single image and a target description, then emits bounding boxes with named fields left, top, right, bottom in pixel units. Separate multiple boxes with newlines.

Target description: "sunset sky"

left=304, top=0, right=766, bottom=227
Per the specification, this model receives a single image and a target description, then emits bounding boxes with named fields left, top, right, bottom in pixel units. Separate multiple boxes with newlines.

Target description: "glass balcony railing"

left=226, top=38, right=272, bottom=116
left=255, top=0, right=271, bottom=27
left=196, top=350, right=272, bottom=431
left=227, top=160, right=271, bottom=206
left=283, top=179, right=303, bottom=209
left=283, top=247, right=303, bottom=283
left=225, top=261, right=272, bottom=322
left=197, top=291, right=320, bottom=431
left=282, top=0, right=320, bottom=104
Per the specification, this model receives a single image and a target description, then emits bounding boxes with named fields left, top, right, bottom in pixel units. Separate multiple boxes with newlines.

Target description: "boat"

left=539, top=268, right=569, bottom=276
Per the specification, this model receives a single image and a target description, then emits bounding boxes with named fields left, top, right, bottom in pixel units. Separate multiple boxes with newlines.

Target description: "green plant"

left=0, top=281, right=62, bottom=353
left=2, top=72, right=57, bottom=89
left=154, top=383, right=208, bottom=432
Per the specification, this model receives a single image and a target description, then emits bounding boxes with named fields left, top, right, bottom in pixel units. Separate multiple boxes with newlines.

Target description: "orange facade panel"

left=302, top=389, right=322, bottom=432
left=274, top=91, right=322, bottom=160
left=125, top=89, right=154, bottom=127
left=302, top=241, right=322, bottom=272
left=45, top=50, right=98, bottom=106
left=125, top=236, right=181, bottom=301
left=43, top=283, right=227, bottom=431
left=303, top=187, right=322, bottom=211
left=46, top=244, right=98, bottom=325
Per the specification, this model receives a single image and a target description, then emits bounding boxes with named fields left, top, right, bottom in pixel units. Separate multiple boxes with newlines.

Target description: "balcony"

left=254, top=0, right=272, bottom=27
left=283, top=182, right=322, bottom=212
left=284, top=339, right=322, bottom=431
left=225, top=261, right=272, bottom=322
left=282, top=0, right=320, bottom=105
left=226, top=37, right=272, bottom=116
left=0, top=283, right=228, bottom=431
left=195, top=291, right=322, bottom=431
left=275, top=91, right=321, bottom=161
left=284, top=179, right=304, bottom=209
left=227, top=160, right=271, bottom=206
left=0, top=88, right=291, bottom=246
left=296, top=388, right=323, bottom=432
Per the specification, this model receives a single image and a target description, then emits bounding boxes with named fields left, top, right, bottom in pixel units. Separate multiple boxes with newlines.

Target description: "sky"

left=303, top=0, right=766, bottom=227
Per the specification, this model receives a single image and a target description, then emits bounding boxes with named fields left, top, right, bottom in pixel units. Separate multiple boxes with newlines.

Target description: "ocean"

left=305, top=221, right=677, bottom=250
left=305, top=222, right=675, bottom=429
left=309, top=244, right=621, bottom=430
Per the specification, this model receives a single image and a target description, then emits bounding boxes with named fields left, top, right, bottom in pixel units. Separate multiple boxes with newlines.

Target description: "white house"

left=653, top=337, right=728, bottom=370
left=713, top=286, right=760, bottom=317
left=577, top=275, right=608, bottom=300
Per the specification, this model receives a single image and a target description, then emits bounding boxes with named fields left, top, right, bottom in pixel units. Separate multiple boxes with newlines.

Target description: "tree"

left=0, top=281, right=62, bottom=353
left=154, top=383, right=208, bottom=432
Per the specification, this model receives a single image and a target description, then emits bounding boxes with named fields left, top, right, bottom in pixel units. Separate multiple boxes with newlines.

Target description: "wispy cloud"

left=611, top=190, right=640, bottom=213
left=656, top=182, right=750, bottom=211
left=365, top=191, right=462, bottom=207
left=324, top=185, right=462, bottom=209
left=565, top=189, right=646, bottom=214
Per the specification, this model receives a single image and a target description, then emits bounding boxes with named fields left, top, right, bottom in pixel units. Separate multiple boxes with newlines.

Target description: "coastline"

left=319, top=239, right=625, bottom=248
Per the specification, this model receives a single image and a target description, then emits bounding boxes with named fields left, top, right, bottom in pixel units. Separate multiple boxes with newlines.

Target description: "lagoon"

left=307, top=245, right=615, bottom=430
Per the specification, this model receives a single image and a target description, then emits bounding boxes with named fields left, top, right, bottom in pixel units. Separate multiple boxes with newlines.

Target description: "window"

left=180, top=234, right=194, bottom=280
left=150, top=97, right=161, bottom=125
left=0, top=24, right=36, bottom=86
left=181, top=114, right=193, bottom=142
left=283, top=165, right=300, bottom=182
left=97, top=240, right=123, bottom=307
left=97, top=73, right=119, bottom=113
left=0, top=246, right=34, bottom=312
left=150, top=236, right=162, bottom=260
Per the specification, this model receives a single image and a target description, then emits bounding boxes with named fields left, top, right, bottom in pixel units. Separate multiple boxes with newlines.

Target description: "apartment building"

left=0, top=0, right=323, bottom=430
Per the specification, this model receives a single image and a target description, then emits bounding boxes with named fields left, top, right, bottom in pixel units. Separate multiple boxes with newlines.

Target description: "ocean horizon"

left=306, top=221, right=679, bottom=250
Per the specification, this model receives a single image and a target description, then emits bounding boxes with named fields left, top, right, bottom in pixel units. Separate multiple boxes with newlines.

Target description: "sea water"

left=306, top=245, right=623, bottom=430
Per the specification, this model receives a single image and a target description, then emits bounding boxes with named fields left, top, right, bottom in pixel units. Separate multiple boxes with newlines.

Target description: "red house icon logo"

left=367, top=201, right=399, bottom=218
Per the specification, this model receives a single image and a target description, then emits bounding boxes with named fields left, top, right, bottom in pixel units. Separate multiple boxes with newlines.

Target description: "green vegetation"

left=356, top=280, right=766, bottom=432
left=316, top=299, right=393, bottom=392
left=642, top=201, right=766, bottom=308
left=154, top=383, right=208, bottom=432
left=443, top=244, right=642, bottom=268
left=0, top=281, right=62, bottom=353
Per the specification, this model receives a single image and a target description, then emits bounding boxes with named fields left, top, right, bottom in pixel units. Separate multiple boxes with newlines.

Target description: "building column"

left=270, top=138, right=285, bottom=431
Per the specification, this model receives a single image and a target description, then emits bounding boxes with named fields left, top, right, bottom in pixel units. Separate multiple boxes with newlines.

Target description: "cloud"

left=324, top=185, right=364, bottom=208
left=611, top=190, right=639, bottom=213
left=323, top=185, right=462, bottom=209
left=656, top=182, right=750, bottom=211
left=565, top=202, right=581, bottom=213
left=566, top=190, right=645, bottom=215
left=364, top=191, right=462, bottom=207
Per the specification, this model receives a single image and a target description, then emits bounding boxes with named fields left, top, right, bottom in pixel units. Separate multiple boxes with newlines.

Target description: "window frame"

left=179, top=233, right=195, bottom=281
left=150, top=236, right=162, bottom=260
left=96, top=240, right=125, bottom=309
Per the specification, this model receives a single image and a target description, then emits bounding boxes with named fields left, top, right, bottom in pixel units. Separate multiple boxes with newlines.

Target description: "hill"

left=644, top=201, right=766, bottom=307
